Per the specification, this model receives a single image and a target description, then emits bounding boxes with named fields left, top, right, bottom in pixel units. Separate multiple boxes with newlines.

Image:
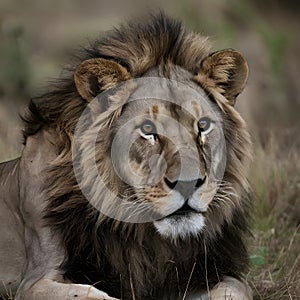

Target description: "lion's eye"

left=198, top=117, right=212, bottom=135
left=139, top=120, right=157, bottom=145
left=141, top=120, right=156, bottom=135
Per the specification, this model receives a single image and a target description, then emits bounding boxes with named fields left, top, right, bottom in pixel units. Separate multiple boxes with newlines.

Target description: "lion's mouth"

left=165, top=202, right=198, bottom=219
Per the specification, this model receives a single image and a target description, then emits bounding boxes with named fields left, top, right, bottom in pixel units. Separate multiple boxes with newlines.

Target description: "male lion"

left=0, top=14, right=253, bottom=300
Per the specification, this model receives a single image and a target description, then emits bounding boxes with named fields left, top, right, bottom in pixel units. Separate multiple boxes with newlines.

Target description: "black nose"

left=164, top=176, right=205, bottom=199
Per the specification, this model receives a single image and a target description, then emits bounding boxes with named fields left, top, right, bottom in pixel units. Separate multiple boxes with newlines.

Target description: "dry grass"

left=248, top=132, right=300, bottom=299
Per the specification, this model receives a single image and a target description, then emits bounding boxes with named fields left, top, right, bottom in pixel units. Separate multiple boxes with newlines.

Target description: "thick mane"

left=22, top=13, right=211, bottom=140
left=20, top=13, right=252, bottom=299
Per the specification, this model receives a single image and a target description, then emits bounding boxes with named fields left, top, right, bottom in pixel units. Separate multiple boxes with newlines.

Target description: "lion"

left=0, top=13, right=253, bottom=300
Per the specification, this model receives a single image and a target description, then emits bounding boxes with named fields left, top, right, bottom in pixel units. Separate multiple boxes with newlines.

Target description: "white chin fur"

left=153, top=213, right=205, bottom=240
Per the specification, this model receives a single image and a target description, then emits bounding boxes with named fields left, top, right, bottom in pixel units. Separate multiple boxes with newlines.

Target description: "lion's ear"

left=195, top=50, right=248, bottom=105
left=74, top=58, right=132, bottom=102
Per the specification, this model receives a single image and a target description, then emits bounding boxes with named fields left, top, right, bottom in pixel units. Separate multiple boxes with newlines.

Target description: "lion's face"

left=108, top=83, right=224, bottom=239
left=73, top=51, right=250, bottom=240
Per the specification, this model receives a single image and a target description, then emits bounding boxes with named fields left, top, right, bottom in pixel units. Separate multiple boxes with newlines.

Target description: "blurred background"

left=0, top=0, right=299, bottom=299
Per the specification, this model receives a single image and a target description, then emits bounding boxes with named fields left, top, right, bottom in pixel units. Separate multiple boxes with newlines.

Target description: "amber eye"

left=141, top=120, right=157, bottom=135
left=198, top=117, right=212, bottom=134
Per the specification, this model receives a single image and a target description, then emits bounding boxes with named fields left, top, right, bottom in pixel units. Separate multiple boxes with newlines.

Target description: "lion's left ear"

left=74, top=58, right=132, bottom=102
left=194, top=50, right=248, bottom=106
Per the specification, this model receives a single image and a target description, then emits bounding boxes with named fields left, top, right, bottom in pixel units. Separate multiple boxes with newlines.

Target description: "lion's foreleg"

left=17, top=278, right=119, bottom=300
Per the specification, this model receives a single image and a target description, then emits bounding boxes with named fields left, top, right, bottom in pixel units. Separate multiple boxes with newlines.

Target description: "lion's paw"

left=209, top=276, right=253, bottom=300
left=68, top=284, right=119, bottom=300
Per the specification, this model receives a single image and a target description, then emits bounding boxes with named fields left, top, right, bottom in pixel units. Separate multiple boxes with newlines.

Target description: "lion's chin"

left=153, top=212, right=205, bottom=240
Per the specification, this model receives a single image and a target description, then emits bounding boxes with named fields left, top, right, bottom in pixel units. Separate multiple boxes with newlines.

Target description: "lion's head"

left=69, top=40, right=250, bottom=242
left=72, top=67, right=250, bottom=241
left=22, top=13, right=252, bottom=297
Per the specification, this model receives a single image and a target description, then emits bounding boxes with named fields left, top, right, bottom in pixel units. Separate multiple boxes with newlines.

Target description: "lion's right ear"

left=74, top=58, right=132, bottom=102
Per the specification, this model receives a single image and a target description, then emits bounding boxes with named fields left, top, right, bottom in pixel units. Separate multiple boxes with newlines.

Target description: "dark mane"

left=22, top=13, right=211, bottom=141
